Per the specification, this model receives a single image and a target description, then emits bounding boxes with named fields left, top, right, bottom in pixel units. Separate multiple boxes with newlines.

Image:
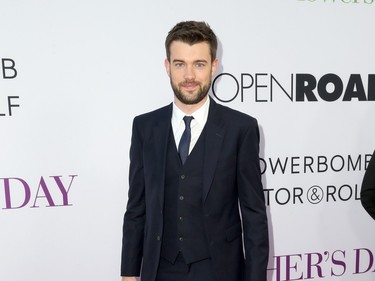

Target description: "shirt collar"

left=172, top=97, right=210, bottom=128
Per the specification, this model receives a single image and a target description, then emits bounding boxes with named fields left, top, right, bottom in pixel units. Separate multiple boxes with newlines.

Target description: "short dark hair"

left=165, top=21, right=218, bottom=62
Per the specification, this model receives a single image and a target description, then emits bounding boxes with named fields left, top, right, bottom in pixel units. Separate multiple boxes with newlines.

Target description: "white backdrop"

left=1, top=1, right=374, bottom=280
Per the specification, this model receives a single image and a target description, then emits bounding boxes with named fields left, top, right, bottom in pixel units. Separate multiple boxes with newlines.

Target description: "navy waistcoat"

left=160, top=127, right=210, bottom=264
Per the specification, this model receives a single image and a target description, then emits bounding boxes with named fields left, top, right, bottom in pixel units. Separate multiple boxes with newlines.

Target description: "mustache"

left=180, top=80, right=200, bottom=86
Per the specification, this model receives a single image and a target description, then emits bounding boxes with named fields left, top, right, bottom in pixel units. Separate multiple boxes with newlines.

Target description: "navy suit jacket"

left=121, top=98, right=269, bottom=281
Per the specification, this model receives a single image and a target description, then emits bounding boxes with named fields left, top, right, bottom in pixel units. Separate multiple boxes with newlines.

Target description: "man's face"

left=165, top=41, right=218, bottom=106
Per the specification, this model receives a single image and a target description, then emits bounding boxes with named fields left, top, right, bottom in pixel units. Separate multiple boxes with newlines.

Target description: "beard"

left=171, top=78, right=211, bottom=105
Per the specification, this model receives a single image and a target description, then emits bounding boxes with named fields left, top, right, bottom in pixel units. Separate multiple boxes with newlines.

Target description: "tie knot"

left=183, top=116, right=194, bottom=127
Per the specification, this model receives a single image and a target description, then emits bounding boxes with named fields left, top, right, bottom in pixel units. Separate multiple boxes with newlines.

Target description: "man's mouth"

left=181, top=82, right=199, bottom=90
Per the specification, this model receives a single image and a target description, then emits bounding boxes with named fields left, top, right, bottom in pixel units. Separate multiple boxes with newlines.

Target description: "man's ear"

left=211, top=58, right=219, bottom=76
left=164, top=58, right=171, bottom=77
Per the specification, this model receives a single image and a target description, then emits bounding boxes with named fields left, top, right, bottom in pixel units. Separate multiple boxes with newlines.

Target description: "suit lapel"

left=152, top=104, right=173, bottom=208
left=203, top=99, right=225, bottom=202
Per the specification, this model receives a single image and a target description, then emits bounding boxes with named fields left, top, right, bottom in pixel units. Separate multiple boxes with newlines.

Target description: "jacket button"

left=179, top=237, right=183, bottom=241
left=179, top=196, right=184, bottom=201
left=180, top=174, right=186, bottom=180
left=156, top=235, right=161, bottom=241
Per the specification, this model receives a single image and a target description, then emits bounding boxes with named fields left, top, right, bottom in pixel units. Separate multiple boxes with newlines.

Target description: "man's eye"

left=196, top=63, right=205, bottom=68
left=175, top=63, right=184, bottom=68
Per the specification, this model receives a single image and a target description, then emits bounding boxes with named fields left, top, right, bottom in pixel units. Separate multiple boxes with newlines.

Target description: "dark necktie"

left=178, top=116, right=194, bottom=165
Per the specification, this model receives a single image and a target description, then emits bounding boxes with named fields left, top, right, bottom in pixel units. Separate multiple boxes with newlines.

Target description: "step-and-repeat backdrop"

left=1, top=1, right=374, bottom=280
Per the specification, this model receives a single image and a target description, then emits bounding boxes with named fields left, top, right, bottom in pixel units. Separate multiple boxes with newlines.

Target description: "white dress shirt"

left=171, top=97, right=210, bottom=155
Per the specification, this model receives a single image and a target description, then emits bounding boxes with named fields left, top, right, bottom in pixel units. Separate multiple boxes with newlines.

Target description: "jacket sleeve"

left=237, top=118, right=269, bottom=281
left=361, top=150, right=375, bottom=220
left=121, top=117, right=145, bottom=276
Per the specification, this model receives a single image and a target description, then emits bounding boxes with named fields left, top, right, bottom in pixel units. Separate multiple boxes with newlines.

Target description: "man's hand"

left=122, top=277, right=138, bottom=281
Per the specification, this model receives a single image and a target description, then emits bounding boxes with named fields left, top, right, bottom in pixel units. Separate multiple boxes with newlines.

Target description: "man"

left=361, top=150, right=375, bottom=220
left=121, top=21, right=269, bottom=281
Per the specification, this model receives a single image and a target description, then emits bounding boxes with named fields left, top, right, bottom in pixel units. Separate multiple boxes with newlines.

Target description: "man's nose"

left=184, top=65, right=195, bottom=80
